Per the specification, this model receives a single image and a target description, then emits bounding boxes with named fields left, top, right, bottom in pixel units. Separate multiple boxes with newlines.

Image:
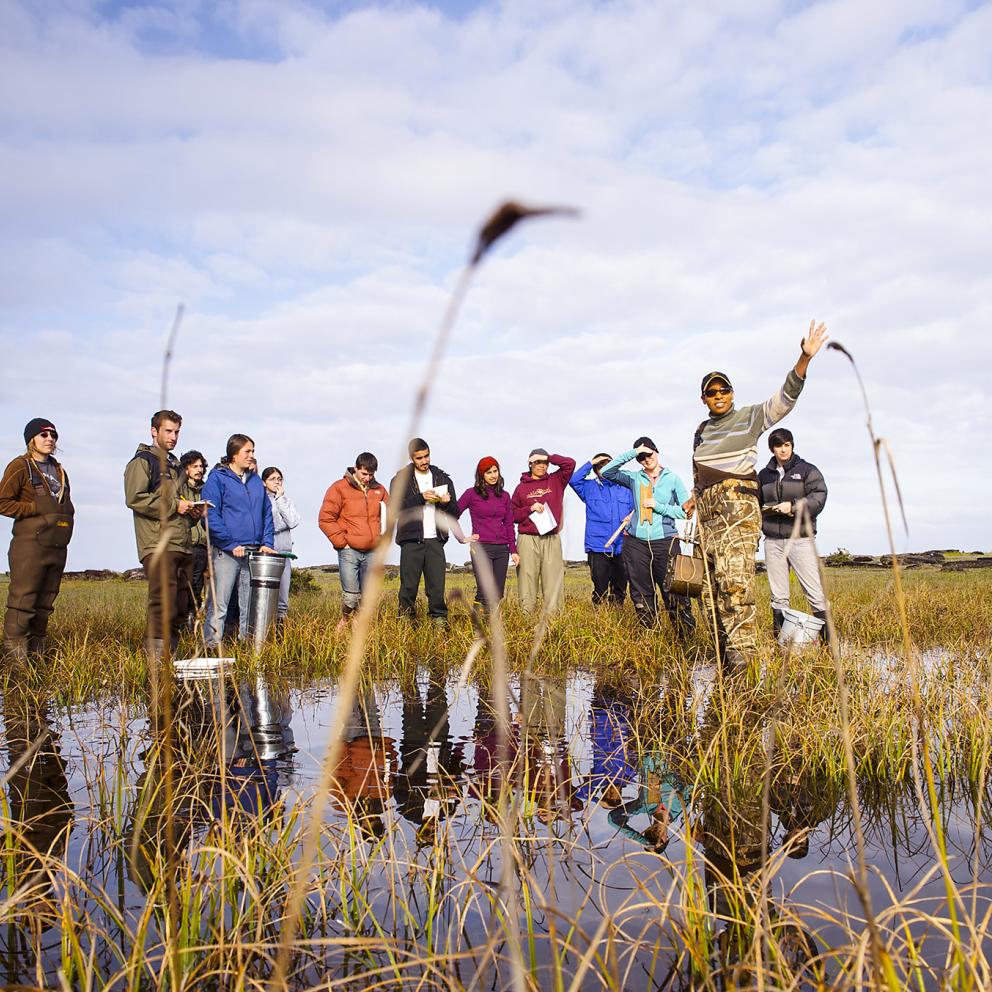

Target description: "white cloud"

left=0, top=0, right=989, bottom=572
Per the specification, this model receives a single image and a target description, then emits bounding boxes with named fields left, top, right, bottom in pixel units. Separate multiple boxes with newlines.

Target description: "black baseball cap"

left=701, top=371, right=733, bottom=394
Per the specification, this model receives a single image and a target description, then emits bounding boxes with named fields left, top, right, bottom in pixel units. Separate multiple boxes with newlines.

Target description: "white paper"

left=431, top=483, right=448, bottom=497
left=529, top=505, right=557, bottom=535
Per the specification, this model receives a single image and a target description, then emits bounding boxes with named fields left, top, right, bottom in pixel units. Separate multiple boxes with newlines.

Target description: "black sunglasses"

left=38, top=430, right=58, bottom=439
left=704, top=386, right=732, bottom=398
left=635, top=452, right=653, bottom=463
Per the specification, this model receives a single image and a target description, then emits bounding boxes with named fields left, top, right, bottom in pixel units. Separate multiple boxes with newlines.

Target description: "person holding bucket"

left=261, top=466, right=300, bottom=627
left=0, top=418, right=75, bottom=663
left=601, top=438, right=694, bottom=637
left=202, top=434, right=276, bottom=647
left=758, top=428, right=829, bottom=643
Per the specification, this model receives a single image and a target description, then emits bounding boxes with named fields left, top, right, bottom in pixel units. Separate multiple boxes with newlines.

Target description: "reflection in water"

left=125, top=675, right=297, bottom=890
left=3, top=667, right=991, bottom=989
left=519, top=675, right=580, bottom=825
left=330, top=689, right=395, bottom=839
left=394, top=675, right=465, bottom=844
left=1, top=690, right=74, bottom=985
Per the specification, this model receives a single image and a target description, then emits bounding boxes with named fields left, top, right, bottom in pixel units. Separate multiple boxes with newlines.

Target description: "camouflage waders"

left=696, top=480, right=761, bottom=662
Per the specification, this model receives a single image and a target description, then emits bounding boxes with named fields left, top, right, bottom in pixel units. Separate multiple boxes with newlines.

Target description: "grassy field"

left=0, top=564, right=989, bottom=701
left=1, top=565, right=991, bottom=989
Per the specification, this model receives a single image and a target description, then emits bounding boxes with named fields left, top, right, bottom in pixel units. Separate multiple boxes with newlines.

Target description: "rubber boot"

left=3, top=637, right=29, bottom=665
left=335, top=604, right=355, bottom=633
left=813, top=610, right=832, bottom=648
left=28, top=635, right=49, bottom=660
left=772, top=610, right=784, bottom=639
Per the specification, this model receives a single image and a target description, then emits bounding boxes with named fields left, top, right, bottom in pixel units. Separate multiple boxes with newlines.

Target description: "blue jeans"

left=277, top=559, right=291, bottom=619
left=206, top=549, right=251, bottom=646
left=338, top=547, right=372, bottom=610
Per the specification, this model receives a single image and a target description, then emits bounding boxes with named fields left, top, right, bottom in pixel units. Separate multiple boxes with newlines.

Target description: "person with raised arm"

left=570, top=453, right=634, bottom=606
left=601, top=438, right=694, bottom=636
left=684, top=321, right=829, bottom=670
left=511, top=448, right=575, bottom=614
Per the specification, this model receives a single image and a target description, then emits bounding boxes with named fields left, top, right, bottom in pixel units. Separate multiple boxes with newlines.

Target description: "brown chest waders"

left=4, top=458, right=74, bottom=651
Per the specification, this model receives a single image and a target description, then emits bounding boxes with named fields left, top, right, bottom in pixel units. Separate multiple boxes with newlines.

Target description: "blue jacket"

left=601, top=450, right=688, bottom=541
left=569, top=461, right=636, bottom=553
left=202, top=466, right=275, bottom=552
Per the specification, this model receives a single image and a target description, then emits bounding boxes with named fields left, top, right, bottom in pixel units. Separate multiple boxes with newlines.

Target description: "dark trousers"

left=190, top=544, right=208, bottom=606
left=622, top=535, right=695, bottom=637
left=588, top=551, right=627, bottom=605
left=4, top=539, right=67, bottom=640
left=142, top=551, right=193, bottom=642
left=398, top=538, right=448, bottom=619
left=470, top=542, right=510, bottom=608
left=182, top=544, right=208, bottom=625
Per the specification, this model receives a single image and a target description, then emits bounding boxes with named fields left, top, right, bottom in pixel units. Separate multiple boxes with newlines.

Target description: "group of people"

left=1, top=321, right=832, bottom=669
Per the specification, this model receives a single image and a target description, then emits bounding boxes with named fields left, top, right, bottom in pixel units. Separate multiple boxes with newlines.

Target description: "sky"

left=1, top=0, right=989, bottom=571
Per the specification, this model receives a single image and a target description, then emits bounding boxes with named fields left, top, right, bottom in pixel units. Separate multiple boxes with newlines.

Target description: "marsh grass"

left=1, top=567, right=991, bottom=989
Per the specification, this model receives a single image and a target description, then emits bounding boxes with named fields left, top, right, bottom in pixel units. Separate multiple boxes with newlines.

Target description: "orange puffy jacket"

left=318, top=470, right=388, bottom=552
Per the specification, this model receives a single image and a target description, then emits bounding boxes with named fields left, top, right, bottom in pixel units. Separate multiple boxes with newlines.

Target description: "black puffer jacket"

left=758, top=453, right=827, bottom=538
left=389, top=463, right=456, bottom=545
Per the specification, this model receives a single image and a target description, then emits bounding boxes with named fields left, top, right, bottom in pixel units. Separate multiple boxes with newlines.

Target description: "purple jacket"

left=457, top=486, right=517, bottom=553
left=511, top=454, right=575, bottom=537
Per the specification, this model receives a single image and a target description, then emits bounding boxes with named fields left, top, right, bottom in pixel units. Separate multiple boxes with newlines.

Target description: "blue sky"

left=1, top=0, right=989, bottom=569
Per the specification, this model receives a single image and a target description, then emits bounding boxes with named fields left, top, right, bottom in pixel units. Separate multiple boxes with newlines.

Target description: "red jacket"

left=511, top=454, right=575, bottom=537
left=319, top=470, right=388, bottom=552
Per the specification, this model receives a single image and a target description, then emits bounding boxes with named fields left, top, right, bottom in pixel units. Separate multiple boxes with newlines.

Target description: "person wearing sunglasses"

left=600, top=438, right=694, bottom=636
left=0, top=419, right=75, bottom=663
left=511, top=448, right=576, bottom=613
left=684, top=321, right=829, bottom=671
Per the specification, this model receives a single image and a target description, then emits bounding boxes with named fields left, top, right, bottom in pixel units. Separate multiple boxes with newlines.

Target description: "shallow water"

left=2, top=667, right=990, bottom=989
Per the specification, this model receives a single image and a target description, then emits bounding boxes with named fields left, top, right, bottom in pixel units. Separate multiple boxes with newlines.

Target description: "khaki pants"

left=517, top=533, right=565, bottom=614
left=764, top=536, right=827, bottom=613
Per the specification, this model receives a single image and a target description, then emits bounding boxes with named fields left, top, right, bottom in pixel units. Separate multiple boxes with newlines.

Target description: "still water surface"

left=2, top=666, right=989, bottom=988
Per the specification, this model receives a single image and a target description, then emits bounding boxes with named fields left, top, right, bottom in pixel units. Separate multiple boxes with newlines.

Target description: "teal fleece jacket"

left=601, top=450, right=689, bottom=542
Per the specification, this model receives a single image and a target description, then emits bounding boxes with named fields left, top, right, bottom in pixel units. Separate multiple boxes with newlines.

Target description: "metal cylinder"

left=246, top=552, right=286, bottom=651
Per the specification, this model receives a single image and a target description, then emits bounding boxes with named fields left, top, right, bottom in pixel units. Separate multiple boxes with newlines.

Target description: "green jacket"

left=124, top=444, right=191, bottom=561
left=179, top=477, right=207, bottom=547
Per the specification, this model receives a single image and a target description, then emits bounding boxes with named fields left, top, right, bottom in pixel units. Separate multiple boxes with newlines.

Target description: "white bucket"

left=174, top=656, right=233, bottom=680
left=778, top=608, right=824, bottom=647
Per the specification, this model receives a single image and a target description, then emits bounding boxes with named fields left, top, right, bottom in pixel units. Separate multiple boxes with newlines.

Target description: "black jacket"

left=389, top=463, right=456, bottom=545
left=758, top=453, right=827, bottom=539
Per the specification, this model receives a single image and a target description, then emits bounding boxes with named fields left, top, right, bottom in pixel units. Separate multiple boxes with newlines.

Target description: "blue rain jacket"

left=570, top=461, right=636, bottom=553
left=202, top=466, right=275, bottom=552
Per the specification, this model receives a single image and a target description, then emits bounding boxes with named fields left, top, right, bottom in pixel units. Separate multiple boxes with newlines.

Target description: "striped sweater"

left=692, top=369, right=805, bottom=495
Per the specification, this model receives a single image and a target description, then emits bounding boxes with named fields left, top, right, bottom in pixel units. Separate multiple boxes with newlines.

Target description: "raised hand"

left=802, top=320, right=828, bottom=357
